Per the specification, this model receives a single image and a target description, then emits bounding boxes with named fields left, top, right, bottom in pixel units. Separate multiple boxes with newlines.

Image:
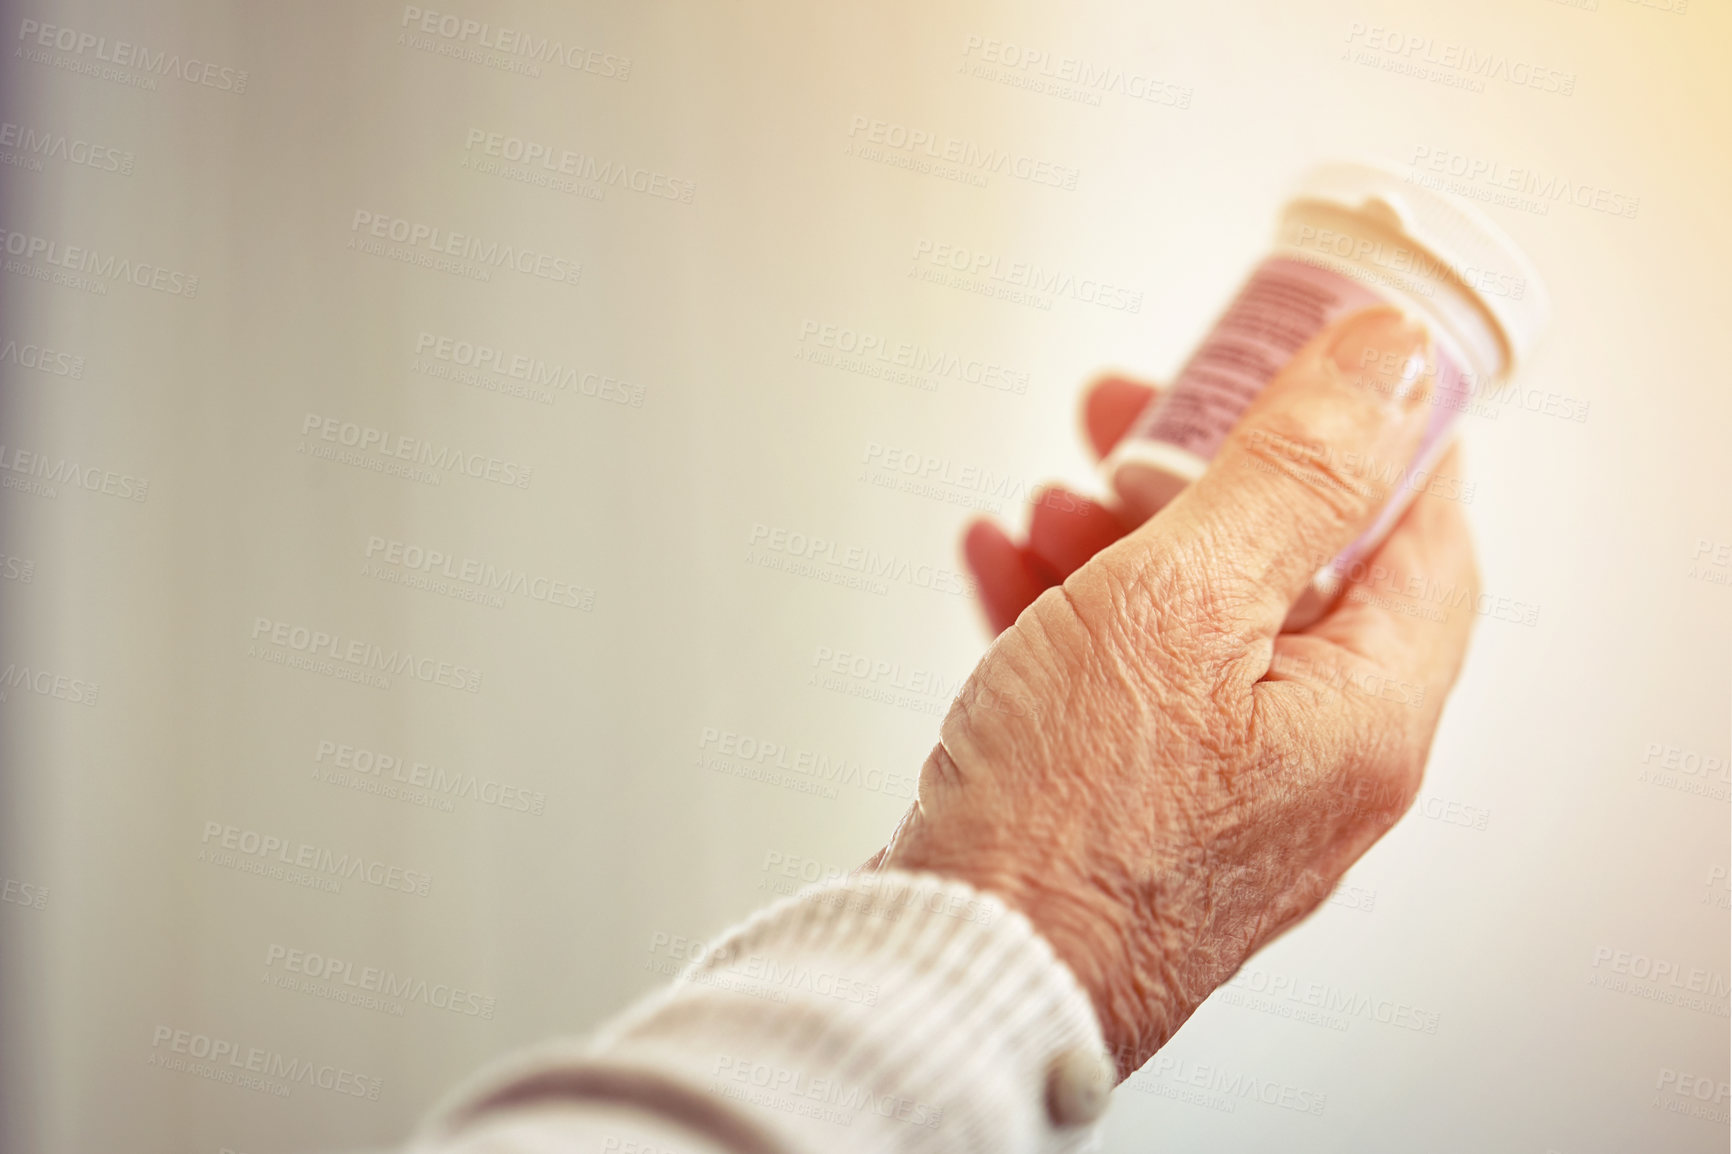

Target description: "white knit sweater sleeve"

left=410, top=871, right=1113, bottom=1154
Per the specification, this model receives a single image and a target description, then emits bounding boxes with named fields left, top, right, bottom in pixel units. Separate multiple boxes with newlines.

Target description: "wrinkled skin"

left=869, top=307, right=1480, bottom=1078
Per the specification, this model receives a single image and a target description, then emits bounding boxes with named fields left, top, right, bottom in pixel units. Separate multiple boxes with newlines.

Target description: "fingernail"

left=1324, top=307, right=1431, bottom=408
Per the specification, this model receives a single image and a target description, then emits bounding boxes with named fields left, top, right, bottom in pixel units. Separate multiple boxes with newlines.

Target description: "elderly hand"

left=873, top=306, right=1480, bottom=1077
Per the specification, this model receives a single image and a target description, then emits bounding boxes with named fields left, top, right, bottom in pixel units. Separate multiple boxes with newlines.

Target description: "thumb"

left=1147, top=305, right=1435, bottom=637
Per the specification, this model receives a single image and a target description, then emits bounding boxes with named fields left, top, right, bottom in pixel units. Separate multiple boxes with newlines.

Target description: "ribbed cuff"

left=419, top=871, right=1110, bottom=1154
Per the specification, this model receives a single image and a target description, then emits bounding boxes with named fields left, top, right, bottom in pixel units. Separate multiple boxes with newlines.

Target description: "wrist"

left=881, top=821, right=1186, bottom=1078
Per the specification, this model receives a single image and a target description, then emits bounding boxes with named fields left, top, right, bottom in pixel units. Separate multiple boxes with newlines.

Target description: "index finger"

left=1083, top=376, right=1159, bottom=461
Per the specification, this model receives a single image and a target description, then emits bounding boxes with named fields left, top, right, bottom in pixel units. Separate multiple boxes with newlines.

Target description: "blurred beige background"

left=1, top=1, right=1727, bottom=1152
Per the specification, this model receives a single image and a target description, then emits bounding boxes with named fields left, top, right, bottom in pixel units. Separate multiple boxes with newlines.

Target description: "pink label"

left=1140, top=257, right=1387, bottom=455
left=1133, top=255, right=1473, bottom=584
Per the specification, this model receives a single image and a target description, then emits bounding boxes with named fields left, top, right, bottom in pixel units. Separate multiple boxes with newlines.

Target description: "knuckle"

left=940, top=635, right=1050, bottom=755
left=1228, top=415, right=1382, bottom=528
left=1062, top=548, right=1244, bottom=684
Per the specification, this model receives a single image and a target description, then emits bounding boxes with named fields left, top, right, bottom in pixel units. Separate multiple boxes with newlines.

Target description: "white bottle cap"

left=1286, top=161, right=1551, bottom=371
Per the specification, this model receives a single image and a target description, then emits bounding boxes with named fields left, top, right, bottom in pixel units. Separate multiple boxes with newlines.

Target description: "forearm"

left=410, top=872, right=1113, bottom=1154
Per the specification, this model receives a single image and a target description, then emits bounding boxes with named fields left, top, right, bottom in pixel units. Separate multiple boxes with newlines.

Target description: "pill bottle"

left=1101, top=161, right=1548, bottom=629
